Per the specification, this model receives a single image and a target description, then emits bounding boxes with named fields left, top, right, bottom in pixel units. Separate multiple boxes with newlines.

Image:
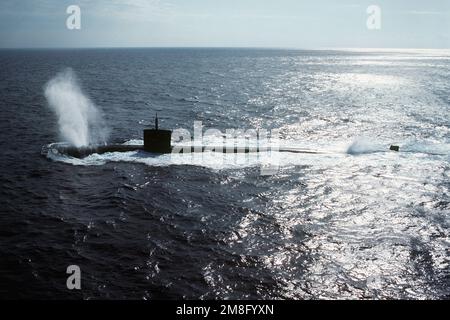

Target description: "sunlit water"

left=0, top=48, right=449, bottom=299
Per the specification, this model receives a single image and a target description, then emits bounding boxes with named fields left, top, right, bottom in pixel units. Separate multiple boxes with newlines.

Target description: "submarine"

left=51, top=115, right=400, bottom=158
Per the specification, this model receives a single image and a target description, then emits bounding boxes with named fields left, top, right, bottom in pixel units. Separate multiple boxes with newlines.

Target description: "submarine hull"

left=54, top=144, right=144, bottom=158
left=49, top=143, right=400, bottom=159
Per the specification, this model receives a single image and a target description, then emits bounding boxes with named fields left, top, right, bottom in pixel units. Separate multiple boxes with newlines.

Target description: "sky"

left=0, top=0, right=449, bottom=48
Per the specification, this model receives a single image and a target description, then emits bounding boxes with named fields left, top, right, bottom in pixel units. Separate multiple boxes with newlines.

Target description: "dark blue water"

left=0, top=48, right=449, bottom=299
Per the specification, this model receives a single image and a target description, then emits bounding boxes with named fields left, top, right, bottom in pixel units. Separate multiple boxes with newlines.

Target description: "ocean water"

left=0, top=48, right=449, bottom=299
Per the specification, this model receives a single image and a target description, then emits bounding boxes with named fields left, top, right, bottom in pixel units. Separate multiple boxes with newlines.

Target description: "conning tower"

left=143, top=113, right=172, bottom=154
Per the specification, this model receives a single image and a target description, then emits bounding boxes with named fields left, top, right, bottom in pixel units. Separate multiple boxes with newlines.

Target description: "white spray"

left=346, top=137, right=384, bottom=155
left=44, top=68, right=109, bottom=147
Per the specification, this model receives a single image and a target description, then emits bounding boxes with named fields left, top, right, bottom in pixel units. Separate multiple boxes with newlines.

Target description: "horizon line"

left=1, top=46, right=450, bottom=51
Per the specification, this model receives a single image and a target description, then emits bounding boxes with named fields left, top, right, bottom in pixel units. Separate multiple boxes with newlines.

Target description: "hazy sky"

left=0, top=0, right=449, bottom=48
